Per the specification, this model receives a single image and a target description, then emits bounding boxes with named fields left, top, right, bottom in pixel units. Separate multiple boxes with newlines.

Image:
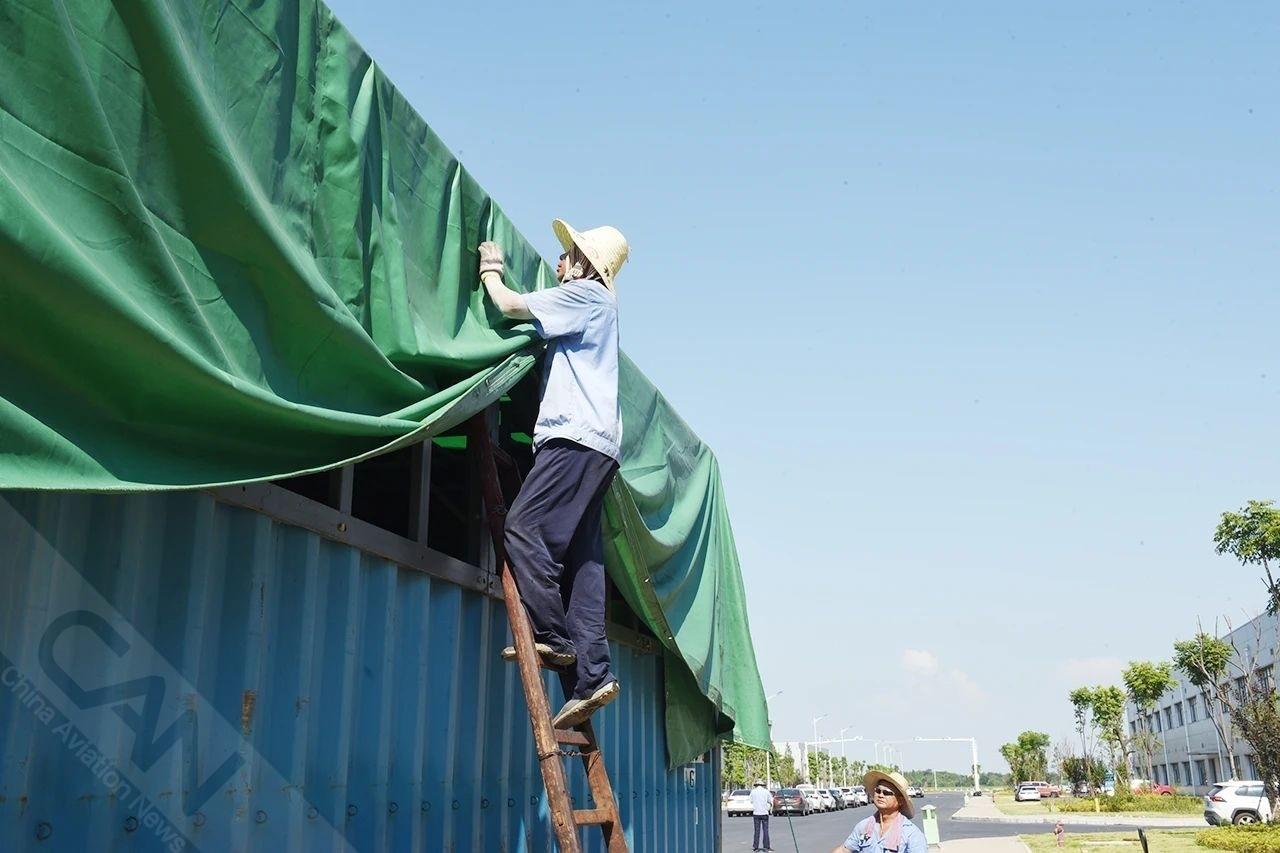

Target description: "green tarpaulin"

left=0, top=0, right=767, bottom=765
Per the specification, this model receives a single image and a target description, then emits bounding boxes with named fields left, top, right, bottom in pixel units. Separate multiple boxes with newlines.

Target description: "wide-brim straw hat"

left=552, top=218, right=629, bottom=292
left=863, top=769, right=915, bottom=819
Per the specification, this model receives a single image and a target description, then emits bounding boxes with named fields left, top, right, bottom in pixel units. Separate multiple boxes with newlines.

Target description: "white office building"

left=1125, top=611, right=1277, bottom=794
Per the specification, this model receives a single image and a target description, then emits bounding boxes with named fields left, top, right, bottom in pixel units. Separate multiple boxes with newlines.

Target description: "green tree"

left=775, top=746, right=798, bottom=787
left=1069, top=687, right=1095, bottom=784
left=1215, top=500, right=1280, bottom=614
left=1173, top=633, right=1238, bottom=779
left=1122, top=661, right=1177, bottom=784
left=1000, top=731, right=1050, bottom=784
left=1089, top=686, right=1130, bottom=789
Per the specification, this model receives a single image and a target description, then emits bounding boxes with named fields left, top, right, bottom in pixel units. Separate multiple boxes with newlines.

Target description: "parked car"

left=825, top=789, right=847, bottom=809
left=1129, top=779, right=1174, bottom=795
left=1015, top=783, right=1043, bottom=802
left=906, top=785, right=924, bottom=798
left=796, top=785, right=824, bottom=813
left=1073, top=783, right=1091, bottom=796
left=817, top=789, right=837, bottom=811
left=848, top=785, right=869, bottom=806
left=773, top=788, right=810, bottom=816
left=1205, top=780, right=1273, bottom=826
left=1036, top=783, right=1061, bottom=798
left=723, top=789, right=753, bottom=817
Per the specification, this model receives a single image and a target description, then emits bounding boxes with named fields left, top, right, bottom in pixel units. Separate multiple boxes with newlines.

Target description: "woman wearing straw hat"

left=832, top=770, right=926, bottom=853
left=477, top=220, right=629, bottom=729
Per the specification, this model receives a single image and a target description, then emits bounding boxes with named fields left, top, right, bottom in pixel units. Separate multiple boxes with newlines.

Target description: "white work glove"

left=478, top=241, right=505, bottom=278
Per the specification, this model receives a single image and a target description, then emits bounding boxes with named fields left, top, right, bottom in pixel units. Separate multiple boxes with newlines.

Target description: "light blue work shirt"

left=522, top=279, right=621, bottom=461
left=841, top=814, right=927, bottom=853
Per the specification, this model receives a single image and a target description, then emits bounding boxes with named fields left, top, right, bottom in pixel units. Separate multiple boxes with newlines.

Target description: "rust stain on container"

left=241, top=689, right=257, bottom=735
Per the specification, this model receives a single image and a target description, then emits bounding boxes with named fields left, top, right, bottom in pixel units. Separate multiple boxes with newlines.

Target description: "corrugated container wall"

left=0, top=489, right=720, bottom=852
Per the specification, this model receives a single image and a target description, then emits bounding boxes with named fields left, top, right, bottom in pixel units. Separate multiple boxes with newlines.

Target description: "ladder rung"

left=554, top=728, right=590, bottom=746
left=573, top=808, right=612, bottom=826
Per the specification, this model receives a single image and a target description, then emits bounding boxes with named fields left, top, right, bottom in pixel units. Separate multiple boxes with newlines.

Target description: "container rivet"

left=421, top=801, right=431, bottom=813
left=307, top=807, right=319, bottom=820
left=347, top=804, right=358, bottom=817
left=451, top=800, right=460, bottom=810
left=507, top=798, right=515, bottom=808
left=388, top=802, right=398, bottom=814
left=481, top=798, right=489, bottom=809
left=34, top=822, right=52, bottom=841
left=255, top=810, right=267, bottom=824
left=193, top=812, right=206, bottom=827
left=124, top=817, right=139, bottom=832
left=337, top=522, right=348, bottom=532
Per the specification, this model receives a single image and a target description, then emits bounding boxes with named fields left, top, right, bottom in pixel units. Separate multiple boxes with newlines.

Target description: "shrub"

left=1198, top=825, right=1280, bottom=852
left=1055, top=792, right=1202, bottom=814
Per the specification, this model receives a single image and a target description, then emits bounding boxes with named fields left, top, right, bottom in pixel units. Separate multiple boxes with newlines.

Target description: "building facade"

left=1124, top=611, right=1278, bottom=794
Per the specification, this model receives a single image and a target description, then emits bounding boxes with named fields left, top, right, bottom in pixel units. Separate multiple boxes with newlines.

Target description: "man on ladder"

left=478, top=218, right=628, bottom=729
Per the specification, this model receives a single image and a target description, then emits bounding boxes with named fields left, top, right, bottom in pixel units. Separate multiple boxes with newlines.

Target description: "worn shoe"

left=500, top=643, right=576, bottom=668
left=552, top=680, right=621, bottom=728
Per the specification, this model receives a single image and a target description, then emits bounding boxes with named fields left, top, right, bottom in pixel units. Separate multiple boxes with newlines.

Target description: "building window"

left=1164, top=707, right=1174, bottom=730
left=1130, top=720, right=1137, bottom=737
left=1173, top=763, right=1182, bottom=784
left=1174, top=702, right=1184, bottom=727
left=1257, top=665, right=1275, bottom=693
left=1185, top=762, right=1194, bottom=786
left=1153, top=712, right=1162, bottom=733
left=1187, top=696, right=1197, bottom=722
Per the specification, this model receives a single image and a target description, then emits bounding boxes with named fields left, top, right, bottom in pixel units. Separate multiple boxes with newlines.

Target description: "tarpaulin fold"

left=0, top=0, right=768, bottom=764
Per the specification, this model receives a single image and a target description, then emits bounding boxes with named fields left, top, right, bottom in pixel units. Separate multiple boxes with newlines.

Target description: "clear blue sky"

left=326, top=0, right=1280, bottom=773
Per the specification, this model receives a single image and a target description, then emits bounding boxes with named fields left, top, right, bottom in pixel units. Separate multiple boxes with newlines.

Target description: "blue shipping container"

left=0, top=488, right=721, bottom=852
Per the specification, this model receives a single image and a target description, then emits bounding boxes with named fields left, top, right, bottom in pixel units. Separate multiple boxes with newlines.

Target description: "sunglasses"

left=873, top=786, right=899, bottom=797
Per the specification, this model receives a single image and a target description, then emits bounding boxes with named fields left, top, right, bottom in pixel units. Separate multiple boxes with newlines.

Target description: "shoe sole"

left=554, top=681, right=620, bottom=728
left=501, top=646, right=576, bottom=668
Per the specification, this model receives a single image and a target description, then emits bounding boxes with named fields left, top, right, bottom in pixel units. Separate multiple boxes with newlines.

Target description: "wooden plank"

left=578, top=718, right=627, bottom=852
left=554, top=729, right=590, bottom=746
left=468, top=416, right=582, bottom=853
left=572, top=809, right=612, bottom=827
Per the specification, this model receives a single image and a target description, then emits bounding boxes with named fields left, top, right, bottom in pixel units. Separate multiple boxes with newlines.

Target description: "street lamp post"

left=812, top=715, right=827, bottom=785
left=839, top=727, right=852, bottom=786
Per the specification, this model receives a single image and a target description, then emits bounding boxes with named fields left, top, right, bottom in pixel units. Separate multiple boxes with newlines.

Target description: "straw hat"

left=552, top=219, right=629, bottom=291
left=863, top=769, right=915, bottom=819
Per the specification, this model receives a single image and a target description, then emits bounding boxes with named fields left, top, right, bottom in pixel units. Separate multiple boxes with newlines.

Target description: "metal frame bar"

left=207, top=429, right=656, bottom=654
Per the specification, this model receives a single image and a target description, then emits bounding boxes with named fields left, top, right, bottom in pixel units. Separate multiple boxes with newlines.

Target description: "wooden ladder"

left=467, top=415, right=629, bottom=853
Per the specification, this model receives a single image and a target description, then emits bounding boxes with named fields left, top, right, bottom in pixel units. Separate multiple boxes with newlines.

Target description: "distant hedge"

left=1055, top=793, right=1202, bottom=814
left=1198, top=826, right=1280, bottom=852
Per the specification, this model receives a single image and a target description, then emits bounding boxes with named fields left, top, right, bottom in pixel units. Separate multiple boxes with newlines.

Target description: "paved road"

left=721, top=792, right=1139, bottom=851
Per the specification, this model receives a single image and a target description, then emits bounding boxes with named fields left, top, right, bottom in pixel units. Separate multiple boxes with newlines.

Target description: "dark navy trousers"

left=504, top=439, right=619, bottom=700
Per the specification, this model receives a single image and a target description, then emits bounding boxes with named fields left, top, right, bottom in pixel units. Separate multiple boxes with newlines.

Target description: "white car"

left=906, top=785, right=924, bottom=798
left=796, top=785, right=825, bottom=813
left=1205, top=780, right=1273, bottom=825
left=817, top=789, right=837, bottom=811
left=1015, top=783, right=1042, bottom=802
left=723, top=788, right=753, bottom=817
left=848, top=785, right=869, bottom=806
left=840, top=786, right=864, bottom=807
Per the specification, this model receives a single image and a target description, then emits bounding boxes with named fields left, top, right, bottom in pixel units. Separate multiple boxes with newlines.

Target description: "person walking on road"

left=832, top=770, right=926, bottom=853
left=477, top=220, right=629, bottom=729
left=750, top=779, right=774, bottom=852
